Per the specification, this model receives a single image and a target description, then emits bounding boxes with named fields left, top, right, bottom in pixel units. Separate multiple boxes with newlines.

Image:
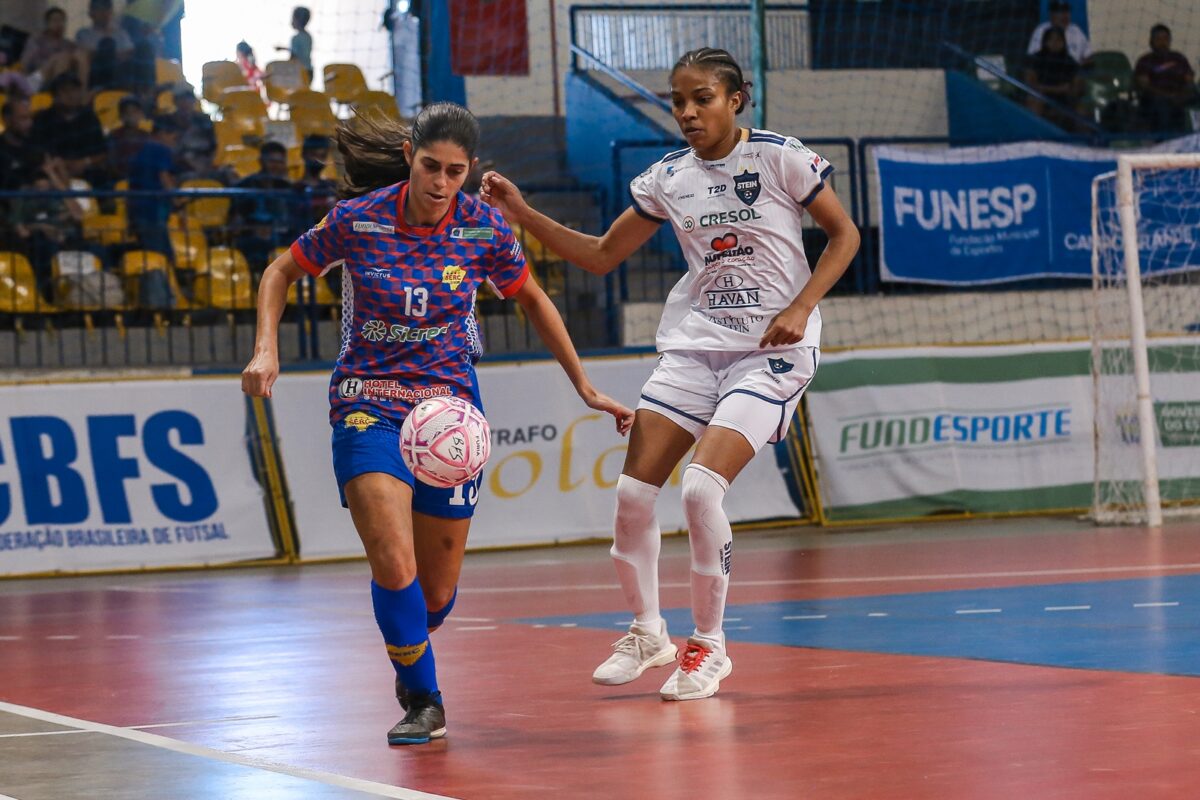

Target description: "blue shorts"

left=331, top=410, right=484, bottom=520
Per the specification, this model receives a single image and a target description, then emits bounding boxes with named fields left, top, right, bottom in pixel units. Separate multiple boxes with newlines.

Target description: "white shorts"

left=637, top=347, right=819, bottom=452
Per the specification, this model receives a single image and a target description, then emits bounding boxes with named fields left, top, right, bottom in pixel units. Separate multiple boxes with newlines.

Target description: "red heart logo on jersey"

left=710, top=233, right=738, bottom=251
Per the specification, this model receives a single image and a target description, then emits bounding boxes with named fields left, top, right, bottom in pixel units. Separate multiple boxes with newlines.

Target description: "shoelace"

left=679, top=642, right=711, bottom=674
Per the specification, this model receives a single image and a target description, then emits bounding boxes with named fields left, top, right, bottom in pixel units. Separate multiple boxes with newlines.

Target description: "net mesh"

left=1090, top=160, right=1200, bottom=524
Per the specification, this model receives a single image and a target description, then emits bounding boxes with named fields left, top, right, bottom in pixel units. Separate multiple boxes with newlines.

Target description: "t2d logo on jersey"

left=734, top=170, right=760, bottom=205
left=704, top=269, right=761, bottom=310
left=704, top=233, right=755, bottom=266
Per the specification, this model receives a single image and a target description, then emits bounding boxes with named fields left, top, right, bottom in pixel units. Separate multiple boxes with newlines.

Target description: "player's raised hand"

left=480, top=171, right=528, bottom=222
left=759, top=303, right=812, bottom=348
left=241, top=350, right=280, bottom=398
left=579, top=386, right=636, bottom=437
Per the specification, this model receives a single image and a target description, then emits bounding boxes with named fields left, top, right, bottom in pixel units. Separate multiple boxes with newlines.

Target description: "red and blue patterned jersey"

left=290, top=181, right=529, bottom=425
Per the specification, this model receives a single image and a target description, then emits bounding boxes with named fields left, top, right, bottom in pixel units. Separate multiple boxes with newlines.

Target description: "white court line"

left=726, top=626, right=752, bottom=630
left=0, top=701, right=457, bottom=800
left=45, top=635, right=78, bottom=641
left=447, top=617, right=492, bottom=623
left=453, top=625, right=497, bottom=632
left=1, top=793, right=21, bottom=799
left=0, top=636, right=21, bottom=641
left=955, top=609, right=1002, bottom=615
left=558, top=623, right=577, bottom=628
left=1045, top=605, right=1091, bottom=612
left=867, top=613, right=889, bottom=618
left=0, top=729, right=89, bottom=739
left=1134, top=601, right=1179, bottom=608
left=0, top=715, right=280, bottom=739
left=460, top=562, right=1200, bottom=593
left=105, top=635, right=141, bottom=640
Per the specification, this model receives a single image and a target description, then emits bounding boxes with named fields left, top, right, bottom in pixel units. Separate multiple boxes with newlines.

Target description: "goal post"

left=1091, top=153, right=1200, bottom=527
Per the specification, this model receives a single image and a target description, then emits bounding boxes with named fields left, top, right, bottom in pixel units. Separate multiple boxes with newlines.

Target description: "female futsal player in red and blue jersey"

left=242, top=104, right=634, bottom=745
left=483, top=49, right=859, bottom=701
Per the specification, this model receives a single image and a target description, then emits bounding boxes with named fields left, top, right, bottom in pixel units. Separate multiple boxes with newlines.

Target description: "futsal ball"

left=399, top=396, right=491, bottom=488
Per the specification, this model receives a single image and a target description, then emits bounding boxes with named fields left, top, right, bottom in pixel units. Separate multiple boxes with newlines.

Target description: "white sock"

left=610, top=474, right=663, bottom=627
left=681, top=463, right=732, bottom=645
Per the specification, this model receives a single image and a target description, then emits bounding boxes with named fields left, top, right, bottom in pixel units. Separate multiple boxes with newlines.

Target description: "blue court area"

left=524, top=574, right=1200, bottom=677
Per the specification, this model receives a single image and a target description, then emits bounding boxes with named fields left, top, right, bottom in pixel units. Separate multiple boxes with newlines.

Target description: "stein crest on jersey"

left=734, top=170, right=760, bottom=205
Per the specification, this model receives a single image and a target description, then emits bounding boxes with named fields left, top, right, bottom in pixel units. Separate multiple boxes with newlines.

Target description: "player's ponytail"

left=671, top=47, right=750, bottom=115
left=335, top=109, right=413, bottom=199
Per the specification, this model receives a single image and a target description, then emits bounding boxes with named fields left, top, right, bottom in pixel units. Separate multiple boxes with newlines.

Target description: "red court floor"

left=2, top=516, right=1200, bottom=799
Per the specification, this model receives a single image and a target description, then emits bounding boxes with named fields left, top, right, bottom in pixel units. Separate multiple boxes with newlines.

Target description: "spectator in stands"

left=0, top=97, right=42, bottom=193
left=0, top=52, right=38, bottom=97
left=1026, top=1, right=1090, bottom=68
left=167, top=86, right=217, bottom=173
left=76, top=0, right=134, bottom=90
left=30, top=73, right=109, bottom=183
left=107, top=96, right=149, bottom=180
left=127, top=115, right=180, bottom=260
left=18, top=7, right=84, bottom=89
left=1134, top=24, right=1197, bottom=133
left=11, top=154, right=87, bottom=301
left=295, top=134, right=337, bottom=225
left=236, top=41, right=266, bottom=95
left=232, top=141, right=296, bottom=273
left=277, top=6, right=314, bottom=84
left=177, top=147, right=239, bottom=186
left=1023, top=26, right=1085, bottom=130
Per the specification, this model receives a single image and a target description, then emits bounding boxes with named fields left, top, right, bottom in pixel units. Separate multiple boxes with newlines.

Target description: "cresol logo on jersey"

left=0, top=412, right=228, bottom=553
left=838, top=406, right=1072, bottom=456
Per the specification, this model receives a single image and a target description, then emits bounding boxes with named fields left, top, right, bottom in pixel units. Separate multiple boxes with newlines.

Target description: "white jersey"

left=630, top=129, right=832, bottom=352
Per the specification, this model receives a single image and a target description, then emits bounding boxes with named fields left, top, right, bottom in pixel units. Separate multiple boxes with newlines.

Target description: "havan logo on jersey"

left=704, top=233, right=755, bottom=266
left=361, top=319, right=451, bottom=343
left=704, top=270, right=761, bottom=310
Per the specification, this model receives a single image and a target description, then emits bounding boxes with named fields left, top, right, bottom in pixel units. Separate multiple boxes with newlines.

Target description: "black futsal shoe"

left=395, top=675, right=409, bottom=711
left=387, top=691, right=447, bottom=745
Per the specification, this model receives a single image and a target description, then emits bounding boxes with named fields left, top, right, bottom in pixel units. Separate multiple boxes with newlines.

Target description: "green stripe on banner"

left=823, top=477, right=1200, bottom=523
left=812, top=343, right=1200, bottom=392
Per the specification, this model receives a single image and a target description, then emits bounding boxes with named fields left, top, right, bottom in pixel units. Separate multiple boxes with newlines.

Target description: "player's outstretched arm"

left=242, top=250, right=308, bottom=398
left=481, top=170, right=659, bottom=276
left=759, top=186, right=860, bottom=348
left=511, top=276, right=635, bottom=436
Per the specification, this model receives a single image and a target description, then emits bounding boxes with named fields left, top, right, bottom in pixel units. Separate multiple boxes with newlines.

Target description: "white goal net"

left=1091, top=154, right=1200, bottom=526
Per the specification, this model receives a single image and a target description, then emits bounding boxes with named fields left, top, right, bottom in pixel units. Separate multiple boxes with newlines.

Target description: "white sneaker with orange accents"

left=592, top=618, right=678, bottom=685
left=659, top=637, right=732, bottom=700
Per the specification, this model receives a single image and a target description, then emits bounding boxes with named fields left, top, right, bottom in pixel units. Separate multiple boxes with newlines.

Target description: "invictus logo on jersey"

left=704, top=233, right=755, bottom=266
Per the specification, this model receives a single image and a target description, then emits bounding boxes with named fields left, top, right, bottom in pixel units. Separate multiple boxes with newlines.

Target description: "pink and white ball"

left=399, top=396, right=491, bottom=488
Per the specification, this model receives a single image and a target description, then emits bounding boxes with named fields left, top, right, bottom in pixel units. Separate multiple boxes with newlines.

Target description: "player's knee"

left=367, top=543, right=417, bottom=591
left=613, top=474, right=659, bottom=552
left=681, top=463, right=729, bottom=516
left=426, top=586, right=458, bottom=631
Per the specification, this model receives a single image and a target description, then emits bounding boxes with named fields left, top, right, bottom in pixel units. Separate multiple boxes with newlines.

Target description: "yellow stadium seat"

left=93, top=90, right=128, bottom=133
left=82, top=214, right=128, bottom=246
left=221, top=86, right=267, bottom=119
left=213, top=117, right=245, bottom=150
left=30, top=92, right=52, bottom=113
left=179, top=179, right=231, bottom=229
left=155, top=58, right=185, bottom=85
left=120, top=250, right=188, bottom=310
left=0, top=252, right=52, bottom=314
left=264, top=60, right=309, bottom=105
left=353, top=90, right=402, bottom=121
left=202, top=61, right=247, bottom=104
left=290, top=105, right=337, bottom=139
left=192, top=247, right=254, bottom=309
left=168, top=216, right=208, bottom=271
left=287, top=89, right=332, bottom=114
left=156, top=89, right=176, bottom=115
left=216, top=145, right=260, bottom=179
left=323, top=64, right=369, bottom=105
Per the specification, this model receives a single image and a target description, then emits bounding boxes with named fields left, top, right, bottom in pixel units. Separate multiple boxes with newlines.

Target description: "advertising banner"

left=0, top=378, right=277, bottom=575
left=876, top=141, right=1200, bottom=284
left=806, top=341, right=1200, bottom=522
left=272, top=355, right=803, bottom=558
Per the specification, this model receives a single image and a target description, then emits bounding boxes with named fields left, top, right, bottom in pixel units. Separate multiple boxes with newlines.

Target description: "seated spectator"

left=127, top=116, right=180, bottom=261
left=30, top=73, right=109, bottom=183
left=1023, top=26, right=1085, bottom=129
left=108, top=96, right=150, bottom=180
left=0, top=51, right=38, bottom=99
left=18, top=7, right=84, bottom=89
left=11, top=155, right=87, bottom=301
left=168, top=87, right=217, bottom=173
left=1135, top=24, right=1197, bottom=133
left=177, top=147, right=239, bottom=186
left=295, top=134, right=337, bottom=225
left=1027, top=1, right=1090, bottom=68
left=235, top=41, right=265, bottom=95
left=0, top=97, right=42, bottom=193
left=76, top=0, right=134, bottom=91
left=232, top=141, right=295, bottom=274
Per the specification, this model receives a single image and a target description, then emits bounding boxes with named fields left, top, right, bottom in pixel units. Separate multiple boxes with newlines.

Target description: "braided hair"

left=671, top=48, right=753, bottom=114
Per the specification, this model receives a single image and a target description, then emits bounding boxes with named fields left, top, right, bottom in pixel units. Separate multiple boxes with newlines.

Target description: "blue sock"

left=371, top=579, right=439, bottom=696
left=427, top=586, right=458, bottom=629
